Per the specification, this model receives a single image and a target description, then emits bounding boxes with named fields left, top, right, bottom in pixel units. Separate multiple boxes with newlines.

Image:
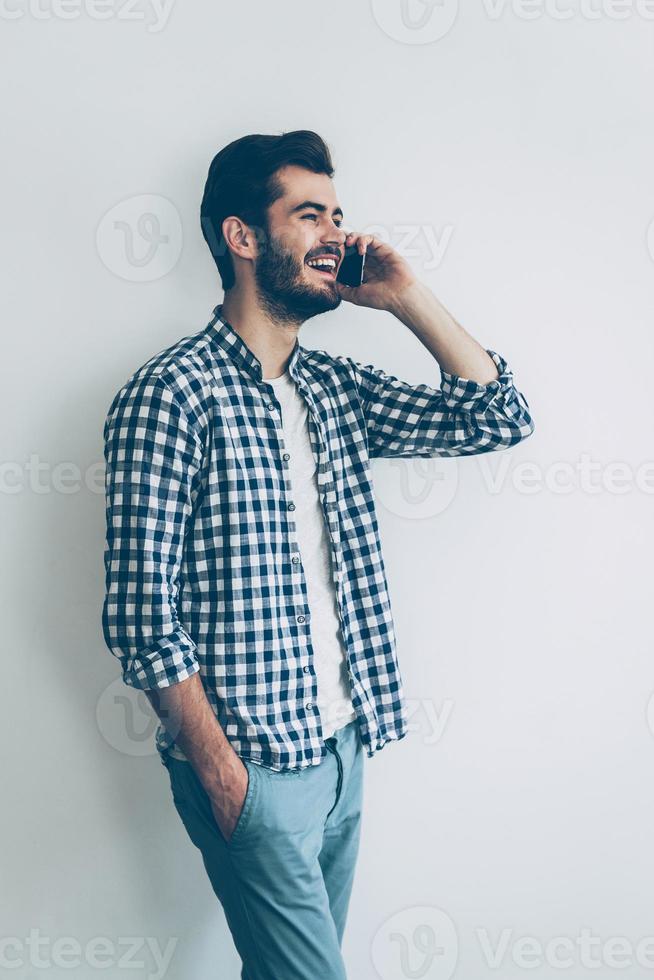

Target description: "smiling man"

left=101, top=129, right=535, bottom=980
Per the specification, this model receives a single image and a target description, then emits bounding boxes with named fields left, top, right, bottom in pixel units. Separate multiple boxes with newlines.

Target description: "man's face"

left=252, top=165, right=348, bottom=323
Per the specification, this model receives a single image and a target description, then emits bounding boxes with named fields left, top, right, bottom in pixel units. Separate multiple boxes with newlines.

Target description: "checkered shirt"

left=101, top=304, right=535, bottom=770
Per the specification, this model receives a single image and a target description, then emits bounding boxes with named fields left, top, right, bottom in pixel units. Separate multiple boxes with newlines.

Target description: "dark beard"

left=253, top=224, right=342, bottom=326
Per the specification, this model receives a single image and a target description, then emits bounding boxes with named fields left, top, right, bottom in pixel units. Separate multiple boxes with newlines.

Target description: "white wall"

left=2, top=2, right=653, bottom=978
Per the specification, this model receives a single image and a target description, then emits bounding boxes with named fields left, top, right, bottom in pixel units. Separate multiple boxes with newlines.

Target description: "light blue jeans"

left=162, top=718, right=364, bottom=980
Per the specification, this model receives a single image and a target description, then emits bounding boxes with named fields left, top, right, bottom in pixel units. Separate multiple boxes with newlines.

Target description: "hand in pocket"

left=208, top=758, right=250, bottom=842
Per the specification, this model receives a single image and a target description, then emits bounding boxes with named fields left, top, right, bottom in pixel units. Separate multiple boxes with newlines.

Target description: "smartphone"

left=337, top=243, right=366, bottom=287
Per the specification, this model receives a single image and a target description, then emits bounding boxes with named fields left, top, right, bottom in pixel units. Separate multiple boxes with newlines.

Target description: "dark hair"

left=200, top=130, right=335, bottom=291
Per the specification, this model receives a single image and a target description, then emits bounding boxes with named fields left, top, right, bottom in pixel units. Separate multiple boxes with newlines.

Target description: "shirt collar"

left=205, top=304, right=303, bottom=383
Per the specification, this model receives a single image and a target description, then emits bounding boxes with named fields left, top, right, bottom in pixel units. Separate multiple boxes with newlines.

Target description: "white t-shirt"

left=168, top=366, right=355, bottom=761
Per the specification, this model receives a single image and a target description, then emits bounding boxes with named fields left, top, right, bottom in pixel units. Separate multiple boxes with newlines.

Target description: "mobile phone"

left=337, top=243, right=366, bottom=287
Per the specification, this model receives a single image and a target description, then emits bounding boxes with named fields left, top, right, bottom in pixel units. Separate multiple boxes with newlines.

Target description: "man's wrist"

left=386, top=279, right=436, bottom=326
left=180, top=737, right=245, bottom=798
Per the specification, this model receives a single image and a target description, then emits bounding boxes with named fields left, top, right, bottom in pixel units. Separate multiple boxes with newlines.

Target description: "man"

left=101, top=129, right=534, bottom=980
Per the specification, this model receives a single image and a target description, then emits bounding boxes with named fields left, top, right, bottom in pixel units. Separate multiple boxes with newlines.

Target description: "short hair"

left=200, top=130, right=335, bottom=291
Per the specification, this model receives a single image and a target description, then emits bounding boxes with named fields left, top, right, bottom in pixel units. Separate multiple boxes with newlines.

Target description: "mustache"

left=305, top=247, right=341, bottom=262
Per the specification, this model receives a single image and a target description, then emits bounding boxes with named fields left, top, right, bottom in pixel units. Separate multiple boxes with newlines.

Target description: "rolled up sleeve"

left=347, top=348, right=535, bottom=458
left=101, top=371, right=203, bottom=689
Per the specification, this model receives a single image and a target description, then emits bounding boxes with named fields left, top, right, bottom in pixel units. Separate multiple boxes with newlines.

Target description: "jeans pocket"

left=164, top=754, right=192, bottom=811
left=227, top=758, right=259, bottom=847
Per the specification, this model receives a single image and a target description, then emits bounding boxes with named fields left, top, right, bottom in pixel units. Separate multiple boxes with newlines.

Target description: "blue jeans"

left=162, top=719, right=364, bottom=980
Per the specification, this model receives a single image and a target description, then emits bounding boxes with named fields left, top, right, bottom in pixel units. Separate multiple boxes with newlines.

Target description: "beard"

left=252, top=224, right=342, bottom=326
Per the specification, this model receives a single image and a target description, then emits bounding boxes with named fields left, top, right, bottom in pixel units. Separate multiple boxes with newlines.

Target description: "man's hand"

left=142, top=673, right=253, bottom=843
left=207, top=756, right=250, bottom=843
left=335, top=232, right=502, bottom=384
left=335, top=232, right=418, bottom=312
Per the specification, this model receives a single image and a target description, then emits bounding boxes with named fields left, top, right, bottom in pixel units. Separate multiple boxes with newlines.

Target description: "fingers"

left=345, top=232, right=395, bottom=263
left=345, top=231, right=377, bottom=255
left=335, top=279, right=361, bottom=302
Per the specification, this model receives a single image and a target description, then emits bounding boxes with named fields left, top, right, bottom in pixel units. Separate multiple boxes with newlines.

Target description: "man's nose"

left=321, top=224, right=347, bottom=252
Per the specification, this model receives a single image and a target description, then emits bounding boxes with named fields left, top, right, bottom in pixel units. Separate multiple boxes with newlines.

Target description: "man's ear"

left=222, top=216, right=259, bottom=262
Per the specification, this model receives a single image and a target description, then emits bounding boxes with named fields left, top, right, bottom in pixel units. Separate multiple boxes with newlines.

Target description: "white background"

left=2, top=2, right=653, bottom=978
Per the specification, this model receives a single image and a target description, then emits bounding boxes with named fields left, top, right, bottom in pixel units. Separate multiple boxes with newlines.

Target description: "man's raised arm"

left=334, top=236, right=536, bottom=459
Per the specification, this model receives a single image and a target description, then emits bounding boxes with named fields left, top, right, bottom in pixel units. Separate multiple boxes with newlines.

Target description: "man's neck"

left=221, top=289, right=300, bottom=381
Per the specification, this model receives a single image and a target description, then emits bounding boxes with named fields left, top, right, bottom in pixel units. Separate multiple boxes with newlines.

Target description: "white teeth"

left=307, top=258, right=336, bottom=270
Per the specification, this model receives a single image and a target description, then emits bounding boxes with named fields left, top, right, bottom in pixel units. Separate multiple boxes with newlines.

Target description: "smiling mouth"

left=305, top=259, right=338, bottom=280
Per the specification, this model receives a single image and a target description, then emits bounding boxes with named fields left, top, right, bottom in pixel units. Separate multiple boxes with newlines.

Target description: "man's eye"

left=301, top=215, right=342, bottom=226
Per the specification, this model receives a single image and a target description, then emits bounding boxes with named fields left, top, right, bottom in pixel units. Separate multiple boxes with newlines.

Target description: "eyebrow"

left=289, top=200, right=344, bottom=220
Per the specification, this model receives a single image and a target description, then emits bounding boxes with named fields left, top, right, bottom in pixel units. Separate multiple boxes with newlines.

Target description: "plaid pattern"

left=102, top=304, right=535, bottom=770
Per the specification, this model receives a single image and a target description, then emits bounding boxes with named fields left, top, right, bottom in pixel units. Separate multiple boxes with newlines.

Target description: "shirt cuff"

left=439, top=349, right=513, bottom=411
left=121, top=629, right=201, bottom=690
